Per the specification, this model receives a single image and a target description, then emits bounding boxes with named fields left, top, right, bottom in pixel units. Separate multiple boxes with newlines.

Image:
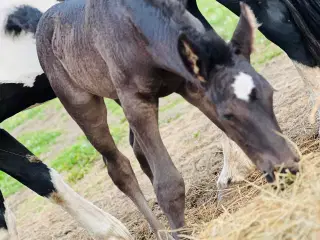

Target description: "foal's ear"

left=230, top=2, right=260, bottom=61
left=177, top=33, right=207, bottom=83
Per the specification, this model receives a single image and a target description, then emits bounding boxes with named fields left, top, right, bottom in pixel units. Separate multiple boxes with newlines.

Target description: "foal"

left=36, top=0, right=298, bottom=238
left=186, top=0, right=320, bottom=190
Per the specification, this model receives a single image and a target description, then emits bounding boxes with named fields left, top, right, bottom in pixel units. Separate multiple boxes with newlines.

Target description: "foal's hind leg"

left=0, top=189, right=17, bottom=240
left=48, top=77, right=166, bottom=237
left=0, top=129, right=131, bottom=240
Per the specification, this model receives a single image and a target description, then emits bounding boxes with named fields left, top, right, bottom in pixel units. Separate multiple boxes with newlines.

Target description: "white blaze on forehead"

left=232, top=72, right=255, bottom=102
left=49, top=169, right=133, bottom=240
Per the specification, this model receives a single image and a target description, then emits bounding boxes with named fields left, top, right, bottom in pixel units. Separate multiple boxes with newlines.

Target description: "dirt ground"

left=6, top=54, right=317, bottom=239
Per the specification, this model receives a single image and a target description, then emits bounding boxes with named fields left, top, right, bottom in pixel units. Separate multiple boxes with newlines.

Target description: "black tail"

left=5, top=5, right=43, bottom=36
left=282, top=0, right=320, bottom=65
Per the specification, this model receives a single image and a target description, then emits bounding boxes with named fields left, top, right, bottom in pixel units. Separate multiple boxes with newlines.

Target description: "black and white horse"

left=0, top=1, right=131, bottom=239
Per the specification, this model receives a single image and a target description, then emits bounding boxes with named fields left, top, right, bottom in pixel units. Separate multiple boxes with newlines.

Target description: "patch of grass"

left=18, top=130, right=62, bottom=156
left=0, top=174, right=24, bottom=197
left=0, top=106, right=45, bottom=132
left=50, top=136, right=100, bottom=183
left=160, top=113, right=183, bottom=125
left=193, top=130, right=201, bottom=139
left=160, top=98, right=185, bottom=112
left=197, top=0, right=238, bottom=40
left=110, top=124, right=128, bottom=145
left=104, top=99, right=124, bottom=116
left=197, top=0, right=283, bottom=67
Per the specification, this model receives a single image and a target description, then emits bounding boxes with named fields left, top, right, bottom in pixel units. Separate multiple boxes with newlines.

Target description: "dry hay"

left=199, top=136, right=320, bottom=240
left=196, top=56, right=320, bottom=240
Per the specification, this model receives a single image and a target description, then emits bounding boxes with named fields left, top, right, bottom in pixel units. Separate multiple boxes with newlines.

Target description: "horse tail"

left=281, top=0, right=320, bottom=65
left=5, top=5, right=43, bottom=36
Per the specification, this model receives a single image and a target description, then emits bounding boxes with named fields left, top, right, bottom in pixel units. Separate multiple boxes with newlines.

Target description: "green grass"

left=18, top=130, right=62, bottom=156
left=104, top=99, right=124, bottom=116
left=160, top=97, right=185, bottom=112
left=0, top=106, right=45, bottom=132
left=50, top=136, right=100, bottom=183
left=197, top=0, right=283, bottom=67
left=0, top=175, right=24, bottom=197
left=193, top=130, right=201, bottom=139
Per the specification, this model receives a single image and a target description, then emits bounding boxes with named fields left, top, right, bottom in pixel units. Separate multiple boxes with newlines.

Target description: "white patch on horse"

left=217, top=133, right=255, bottom=191
left=293, top=62, right=320, bottom=133
left=0, top=228, right=10, bottom=240
left=49, top=169, right=132, bottom=240
left=3, top=202, right=18, bottom=239
left=0, top=0, right=58, bottom=87
left=232, top=72, right=255, bottom=102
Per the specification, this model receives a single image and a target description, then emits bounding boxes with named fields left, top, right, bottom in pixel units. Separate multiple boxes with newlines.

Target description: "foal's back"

left=37, top=0, right=202, bottom=98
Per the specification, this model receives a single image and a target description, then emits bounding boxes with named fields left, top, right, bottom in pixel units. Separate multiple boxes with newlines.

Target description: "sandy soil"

left=6, top=54, right=317, bottom=239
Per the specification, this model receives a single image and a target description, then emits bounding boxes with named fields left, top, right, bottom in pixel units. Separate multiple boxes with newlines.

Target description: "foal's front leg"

left=118, top=91, right=185, bottom=238
left=176, top=82, right=255, bottom=191
left=114, top=100, right=154, bottom=183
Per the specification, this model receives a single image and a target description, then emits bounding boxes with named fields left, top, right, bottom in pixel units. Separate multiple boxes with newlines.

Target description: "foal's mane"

left=282, top=0, right=320, bottom=65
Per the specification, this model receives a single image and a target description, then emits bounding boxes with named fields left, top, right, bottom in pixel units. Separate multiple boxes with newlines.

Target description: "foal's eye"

left=234, top=48, right=241, bottom=55
left=250, top=88, right=258, bottom=101
left=224, top=113, right=235, bottom=121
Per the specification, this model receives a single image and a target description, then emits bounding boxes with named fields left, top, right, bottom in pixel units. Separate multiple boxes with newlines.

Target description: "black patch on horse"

left=5, top=5, right=43, bottom=36
left=281, top=0, right=320, bottom=65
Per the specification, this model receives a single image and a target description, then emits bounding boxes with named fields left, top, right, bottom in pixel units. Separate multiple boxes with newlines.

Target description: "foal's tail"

left=4, top=5, right=43, bottom=36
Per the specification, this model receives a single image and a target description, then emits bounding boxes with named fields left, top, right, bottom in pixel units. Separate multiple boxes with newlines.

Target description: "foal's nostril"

left=264, top=171, right=275, bottom=183
left=293, top=156, right=300, bottom=162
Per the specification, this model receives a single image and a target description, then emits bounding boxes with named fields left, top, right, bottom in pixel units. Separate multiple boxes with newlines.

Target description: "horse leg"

left=114, top=100, right=154, bottom=183
left=118, top=89, right=185, bottom=239
left=0, top=189, right=17, bottom=240
left=218, top=134, right=255, bottom=190
left=293, top=62, right=320, bottom=135
left=0, top=129, right=131, bottom=240
left=129, top=129, right=154, bottom=183
left=176, top=82, right=255, bottom=192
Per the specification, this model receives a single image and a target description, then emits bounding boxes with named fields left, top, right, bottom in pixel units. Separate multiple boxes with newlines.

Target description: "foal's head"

left=178, top=2, right=299, bottom=181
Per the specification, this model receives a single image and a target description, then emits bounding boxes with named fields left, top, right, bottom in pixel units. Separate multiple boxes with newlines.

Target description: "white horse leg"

left=217, top=133, right=255, bottom=190
left=293, top=62, right=320, bottom=134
